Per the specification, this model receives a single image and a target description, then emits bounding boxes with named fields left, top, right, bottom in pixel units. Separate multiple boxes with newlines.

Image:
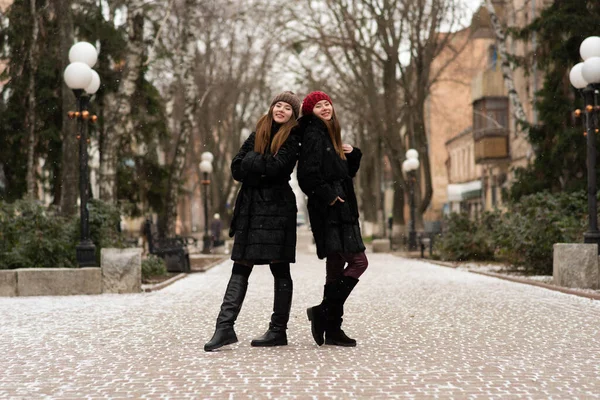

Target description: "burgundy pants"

left=325, top=251, right=369, bottom=283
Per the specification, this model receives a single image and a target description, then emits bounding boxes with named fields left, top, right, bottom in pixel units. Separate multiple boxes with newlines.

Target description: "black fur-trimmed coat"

left=229, top=128, right=300, bottom=264
left=297, top=115, right=365, bottom=259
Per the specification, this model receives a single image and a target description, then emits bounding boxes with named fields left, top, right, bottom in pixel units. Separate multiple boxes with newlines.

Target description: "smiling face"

left=313, top=99, right=333, bottom=121
left=272, top=102, right=294, bottom=124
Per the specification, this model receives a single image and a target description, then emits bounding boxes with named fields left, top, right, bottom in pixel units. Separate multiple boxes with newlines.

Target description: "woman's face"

left=272, top=102, right=294, bottom=124
left=313, top=99, right=333, bottom=121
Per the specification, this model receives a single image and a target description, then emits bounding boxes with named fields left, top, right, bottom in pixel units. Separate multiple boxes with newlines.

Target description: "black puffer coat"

left=229, top=126, right=300, bottom=264
left=297, top=115, right=365, bottom=259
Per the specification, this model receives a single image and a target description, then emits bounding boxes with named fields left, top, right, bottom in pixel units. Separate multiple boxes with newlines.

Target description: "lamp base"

left=408, top=231, right=418, bottom=252
left=202, top=234, right=212, bottom=254
left=76, top=240, right=96, bottom=267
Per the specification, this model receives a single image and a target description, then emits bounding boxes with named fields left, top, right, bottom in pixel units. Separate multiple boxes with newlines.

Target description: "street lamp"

left=402, top=149, right=420, bottom=251
left=63, top=41, right=100, bottom=267
left=199, top=152, right=214, bottom=254
left=569, top=36, right=600, bottom=252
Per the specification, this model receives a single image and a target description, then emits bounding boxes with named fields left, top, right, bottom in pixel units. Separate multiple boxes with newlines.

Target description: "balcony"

left=472, top=69, right=506, bottom=102
left=474, top=127, right=509, bottom=164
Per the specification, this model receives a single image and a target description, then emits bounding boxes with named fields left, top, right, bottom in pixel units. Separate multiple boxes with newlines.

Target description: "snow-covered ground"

left=1, top=244, right=599, bottom=398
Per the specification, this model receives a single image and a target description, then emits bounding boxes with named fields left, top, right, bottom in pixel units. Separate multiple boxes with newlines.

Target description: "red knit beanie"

left=301, top=91, right=333, bottom=116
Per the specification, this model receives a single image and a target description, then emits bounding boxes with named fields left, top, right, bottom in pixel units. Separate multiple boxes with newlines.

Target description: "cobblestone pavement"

left=1, top=238, right=600, bottom=399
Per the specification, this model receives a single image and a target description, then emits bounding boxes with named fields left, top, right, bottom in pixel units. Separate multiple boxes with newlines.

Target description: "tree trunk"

left=98, top=0, right=145, bottom=203
left=56, top=0, right=78, bottom=216
left=25, top=0, right=39, bottom=200
left=163, top=0, right=198, bottom=237
left=484, top=0, right=528, bottom=130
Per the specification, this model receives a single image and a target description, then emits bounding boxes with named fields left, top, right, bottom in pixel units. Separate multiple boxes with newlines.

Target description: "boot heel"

left=307, top=307, right=313, bottom=321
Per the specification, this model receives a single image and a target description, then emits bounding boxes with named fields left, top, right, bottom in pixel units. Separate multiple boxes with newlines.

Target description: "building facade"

left=426, top=0, right=552, bottom=221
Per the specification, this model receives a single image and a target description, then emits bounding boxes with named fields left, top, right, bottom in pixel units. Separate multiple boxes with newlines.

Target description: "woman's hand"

left=329, top=196, right=345, bottom=206
left=342, top=144, right=353, bottom=154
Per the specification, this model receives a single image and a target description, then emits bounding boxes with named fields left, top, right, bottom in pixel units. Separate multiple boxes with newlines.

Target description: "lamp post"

left=569, top=36, right=600, bottom=253
left=402, top=149, right=420, bottom=251
left=63, top=42, right=101, bottom=267
left=199, top=152, right=214, bottom=254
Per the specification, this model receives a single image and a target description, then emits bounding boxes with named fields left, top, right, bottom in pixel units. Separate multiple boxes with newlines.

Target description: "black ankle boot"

left=325, top=329, right=356, bottom=347
left=306, top=304, right=324, bottom=346
left=204, top=273, right=248, bottom=352
left=252, top=278, right=293, bottom=347
left=324, top=276, right=359, bottom=347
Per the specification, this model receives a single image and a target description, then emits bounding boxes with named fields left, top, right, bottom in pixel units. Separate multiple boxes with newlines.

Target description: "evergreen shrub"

left=435, top=211, right=496, bottom=262
left=141, top=255, right=168, bottom=280
left=436, top=191, right=587, bottom=275
left=0, top=199, right=126, bottom=269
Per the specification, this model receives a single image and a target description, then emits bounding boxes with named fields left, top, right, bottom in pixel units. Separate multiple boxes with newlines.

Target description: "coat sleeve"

left=346, top=147, right=362, bottom=178
left=298, top=130, right=338, bottom=207
left=231, top=133, right=262, bottom=185
left=262, top=131, right=301, bottom=179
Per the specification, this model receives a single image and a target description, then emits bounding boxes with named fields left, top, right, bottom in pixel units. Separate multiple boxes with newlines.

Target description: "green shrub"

left=494, top=191, right=586, bottom=274
left=0, top=200, right=77, bottom=269
left=142, top=255, right=167, bottom=280
left=436, top=191, right=588, bottom=275
left=0, top=198, right=126, bottom=269
left=435, top=212, right=496, bottom=261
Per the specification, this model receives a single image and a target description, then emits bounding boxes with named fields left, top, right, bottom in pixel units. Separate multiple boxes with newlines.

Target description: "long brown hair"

left=254, top=105, right=298, bottom=155
left=320, top=108, right=346, bottom=160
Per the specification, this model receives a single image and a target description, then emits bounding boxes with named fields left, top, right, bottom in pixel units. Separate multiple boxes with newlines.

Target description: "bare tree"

left=25, top=0, right=39, bottom=199
left=55, top=0, right=78, bottom=215
left=290, top=0, right=470, bottom=230
left=483, top=0, right=528, bottom=133
left=98, top=0, right=146, bottom=203
left=162, top=0, right=201, bottom=236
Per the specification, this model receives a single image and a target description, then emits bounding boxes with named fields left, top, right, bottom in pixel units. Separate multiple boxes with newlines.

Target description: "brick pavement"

left=1, top=234, right=600, bottom=399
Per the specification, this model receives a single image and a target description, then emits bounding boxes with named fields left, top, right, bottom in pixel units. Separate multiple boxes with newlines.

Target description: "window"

left=488, top=45, right=498, bottom=70
left=473, top=97, right=509, bottom=131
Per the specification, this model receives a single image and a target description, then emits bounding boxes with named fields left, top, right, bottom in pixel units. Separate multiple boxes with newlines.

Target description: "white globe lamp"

left=582, top=57, right=600, bottom=85
left=85, top=70, right=101, bottom=95
left=569, top=62, right=588, bottom=89
left=63, top=62, right=93, bottom=90
left=69, top=42, right=98, bottom=68
left=580, top=36, right=600, bottom=61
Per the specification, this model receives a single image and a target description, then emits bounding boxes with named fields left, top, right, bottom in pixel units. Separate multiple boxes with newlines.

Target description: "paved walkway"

left=1, top=241, right=600, bottom=399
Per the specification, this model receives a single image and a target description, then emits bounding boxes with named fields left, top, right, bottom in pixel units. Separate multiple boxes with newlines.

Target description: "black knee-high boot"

left=204, top=271, right=249, bottom=352
left=324, top=276, right=359, bottom=346
left=251, top=277, right=293, bottom=347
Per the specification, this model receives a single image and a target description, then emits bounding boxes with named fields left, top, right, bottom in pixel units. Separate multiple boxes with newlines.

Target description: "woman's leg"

left=325, top=252, right=346, bottom=283
left=307, top=253, right=345, bottom=346
left=323, top=251, right=368, bottom=347
left=204, top=262, right=253, bottom=352
left=251, top=262, right=293, bottom=347
left=342, top=251, right=369, bottom=280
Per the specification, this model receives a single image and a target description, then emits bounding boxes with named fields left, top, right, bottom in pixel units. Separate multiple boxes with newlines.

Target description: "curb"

left=392, top=253, right=600, bottom=301
left=470, top=270, right=600, bottom=301
left=190, top=256, right=228, bottom=273
left=142, top=257, right=228, bottom=293
left=143, top=273, right=187, bottom=293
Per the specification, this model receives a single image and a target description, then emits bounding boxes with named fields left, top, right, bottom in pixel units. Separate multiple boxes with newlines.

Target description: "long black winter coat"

left=297, top=115, right=365, bottom=259
left=229, top=126, right=300, bottom=264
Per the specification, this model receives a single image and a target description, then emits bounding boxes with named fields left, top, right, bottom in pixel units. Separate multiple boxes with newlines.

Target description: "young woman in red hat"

left=297, top=91, right=368, bottom=347
left=204, top=91, right=302, bottom=352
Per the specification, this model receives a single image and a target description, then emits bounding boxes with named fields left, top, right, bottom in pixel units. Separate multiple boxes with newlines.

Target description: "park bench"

left=143, top=219, right=192, bottom=273
left=418, top=221, right=441, bottom=258
left=418, top=232, right=434, bottom=258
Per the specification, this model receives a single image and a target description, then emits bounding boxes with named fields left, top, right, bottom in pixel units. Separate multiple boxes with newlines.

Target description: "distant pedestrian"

left=211, top=213, right=222, bottom=247
left=204, top=91, right=302, bottom=352
left=297, top=91, right=368, bottom=347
